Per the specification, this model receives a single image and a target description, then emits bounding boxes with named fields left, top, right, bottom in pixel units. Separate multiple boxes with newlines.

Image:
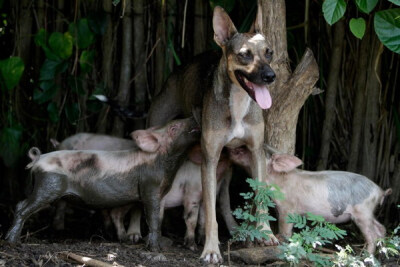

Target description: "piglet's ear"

left=271, top=154, right=303, bottom=173
left=213, top=6, right=238, bottom=47
left=131, top=130, right=160, bottom=153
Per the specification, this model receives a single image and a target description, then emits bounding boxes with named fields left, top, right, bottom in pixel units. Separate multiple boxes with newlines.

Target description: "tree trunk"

left=132, top=0, right=147, bottom=130
left=96, top=0, right=114, bottom=133
left=193, top=0, right=208, bottom=55
left=259, top=0, right=319, bottom=155
left=317, top=20, right=345, bottom=170
left=154, top=1, right=166, bottom=96
left=112, top=0, right=132, bottom=136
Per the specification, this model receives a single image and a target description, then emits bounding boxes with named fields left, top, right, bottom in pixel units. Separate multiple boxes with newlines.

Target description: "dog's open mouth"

left=235, top=71, right=272, bottom=110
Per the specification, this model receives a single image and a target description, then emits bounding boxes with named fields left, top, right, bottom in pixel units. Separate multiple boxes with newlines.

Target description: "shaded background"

left=0, top=0, right=399, bottom=241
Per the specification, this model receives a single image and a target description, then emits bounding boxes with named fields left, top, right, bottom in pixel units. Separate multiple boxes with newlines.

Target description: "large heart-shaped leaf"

left=322, top=0, right=347, bottom=25
left=388, top=0, right=400, bottom=6
left=374, top=9, right=400, bottom=54
left=80, top=50, right=95, bottom=73
left=47, top=102, right=60, bottom=123
left=350, top=18, right=366, bottom=39
left=49, top=32, right=73, bottom=60
left=355, top=0, right=378, bottom=14
left=0, top=57, right=25, bottom=91
left=69, top=19, right=96, bottom=49
left=65, top=103, right=80, bottom=125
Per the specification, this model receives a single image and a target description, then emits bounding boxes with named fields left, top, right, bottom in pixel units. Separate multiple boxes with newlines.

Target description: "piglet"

left=229, top=147, right=392, bottom=253
left=50, top=133, right=137, bottom=231
left=50, top=133, right=136, bottom=151
left=6, top=118, right=200, bottom=252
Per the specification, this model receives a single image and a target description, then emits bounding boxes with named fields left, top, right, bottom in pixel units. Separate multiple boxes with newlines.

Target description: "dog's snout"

left=262, top=70, right=276, bottom=83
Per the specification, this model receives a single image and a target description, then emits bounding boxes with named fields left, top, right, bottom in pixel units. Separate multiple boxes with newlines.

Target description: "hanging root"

left=25, top=147, right=42, bottom=169
left=380, top=188, right=392, bottom=205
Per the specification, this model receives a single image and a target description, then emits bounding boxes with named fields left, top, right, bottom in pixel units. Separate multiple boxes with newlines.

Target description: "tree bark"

left=317, top=20, right=345, bottom=170
left=112, top=0, right=132, bottom=136
left=259, top=0, right=319, bottom=155
left=132, top=0, right=147, bottom=130
left=154, top=1, right=166, bottom=96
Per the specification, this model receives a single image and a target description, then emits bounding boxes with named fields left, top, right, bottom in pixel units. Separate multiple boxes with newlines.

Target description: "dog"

left=147, top=6, right=277, bottom=263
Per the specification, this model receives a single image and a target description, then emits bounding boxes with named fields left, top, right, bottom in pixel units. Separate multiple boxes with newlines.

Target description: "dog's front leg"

left=200, top=135, right=224, bottom=264
left=251, top=145, right=279, bottom=246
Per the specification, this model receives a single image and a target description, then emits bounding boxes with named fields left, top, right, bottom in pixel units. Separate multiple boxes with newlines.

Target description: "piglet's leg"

left=127, top=204, right=142, bottom=243
left=183, top=197, right=200, bottom=251
left=141, top=183, right=162, bottom=252
left=6, top=173, right=66, bottom=243
left=52, top=200, right=67, bottom=230
left=110, top=205, right=132, bottom=242
left=277, top=209, right=293, bottom=240
left=217, top=168, right=238, bottom=234
left=352, top=209, right=378, bottom=254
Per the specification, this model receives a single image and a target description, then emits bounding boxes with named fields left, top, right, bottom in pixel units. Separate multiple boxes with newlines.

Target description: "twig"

left=60, top=251, right=116, bottom=267
left=129, top=38, right=161, bottom=85
left=181, top=0, right=188, bottom=48
left=315, top=247, right=337, bottom=254
left=21, top=225, right=49, bottom=241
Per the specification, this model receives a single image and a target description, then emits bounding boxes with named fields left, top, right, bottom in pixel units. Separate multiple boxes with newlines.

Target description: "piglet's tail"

left=25, top=147, right=41, bottom=169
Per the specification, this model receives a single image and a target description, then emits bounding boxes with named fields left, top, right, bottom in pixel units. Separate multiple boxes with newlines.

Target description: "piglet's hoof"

left=184, top=237, right=197, bottom=251
left=139, top=252, right=167, bottom=262
left=129, top=233, right=142, bottom=243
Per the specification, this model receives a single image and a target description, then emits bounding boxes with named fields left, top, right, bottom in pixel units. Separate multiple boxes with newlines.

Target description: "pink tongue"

left=253, top=84, right=272, bottom=109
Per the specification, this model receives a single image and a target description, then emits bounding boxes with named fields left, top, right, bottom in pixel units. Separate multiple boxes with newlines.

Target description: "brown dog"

left=147, top=6, right=277, bottom=263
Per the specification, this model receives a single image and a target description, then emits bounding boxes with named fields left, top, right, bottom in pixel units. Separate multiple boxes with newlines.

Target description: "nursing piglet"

left=229, top=147, right=392, bottom=253
left=6, top=118, right=199, bottom=252
left=50, top=133, right=136, bottom=151
left=112, top=145, right=238, bottom=251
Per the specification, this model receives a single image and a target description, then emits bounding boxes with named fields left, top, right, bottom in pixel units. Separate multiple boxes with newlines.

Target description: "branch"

left=60, top=252, right=116, bottom=267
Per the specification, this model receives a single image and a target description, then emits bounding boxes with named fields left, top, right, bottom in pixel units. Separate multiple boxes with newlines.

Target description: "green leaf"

left=355, top=0, right=378, bottom=14
left=47, top=102, right=59, bottom=123
left=39, top=59, right=61, bottom=81
left=0, top=125, right=23, bottom=167
left=80, top=50, right=95, bottom=73
left=69, top=18, right=96, bottom=49
left=209, top=0, right=236, bottom=13
left=322, top=0, right=346, bottom=25
left=49, top=32, right=73, bottom=60
left=65, top=103, right=80, bottom=125
left=374, top=9, right=400, bottom=54
left=34, top=28, right=48, bottom=48
left=0, top=57, right=25, bottom=91
left=349, top=18, right=366, bottom=39
left=389, top=0, right=400, bottom=6
left=34, top=81, right=57, bottom=104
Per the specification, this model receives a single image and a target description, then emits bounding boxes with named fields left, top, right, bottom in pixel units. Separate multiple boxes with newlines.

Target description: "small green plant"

left=230, top=178, right=283, bottom=243
left=278, top=213, right=347, bottom=266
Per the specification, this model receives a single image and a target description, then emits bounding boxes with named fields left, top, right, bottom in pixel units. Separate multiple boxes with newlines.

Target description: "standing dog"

left=147, top=6, right=277, bottom=263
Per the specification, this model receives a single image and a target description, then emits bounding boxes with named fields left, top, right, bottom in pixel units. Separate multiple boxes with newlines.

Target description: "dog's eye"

left=265, top=49, right=273, bottom=60
left=238, top=51, right=253, bottom=61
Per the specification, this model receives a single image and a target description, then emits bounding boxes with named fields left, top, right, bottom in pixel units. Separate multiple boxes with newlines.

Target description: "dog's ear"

left=213, top=6, right=237, bottom=47
left=249, top=4, right=263, bottom=34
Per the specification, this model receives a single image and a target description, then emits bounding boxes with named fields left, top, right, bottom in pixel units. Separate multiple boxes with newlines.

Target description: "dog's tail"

left=25, top=147, right=41, bottom=169
left=93, top=95, right=147, bottom=120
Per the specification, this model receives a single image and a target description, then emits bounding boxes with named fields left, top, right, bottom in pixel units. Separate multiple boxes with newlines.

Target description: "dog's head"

left=213, top=6, right=275, bottom=110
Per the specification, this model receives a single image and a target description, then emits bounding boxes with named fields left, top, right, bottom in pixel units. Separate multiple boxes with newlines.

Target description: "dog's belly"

left=226, top=138, right=246, bottom=149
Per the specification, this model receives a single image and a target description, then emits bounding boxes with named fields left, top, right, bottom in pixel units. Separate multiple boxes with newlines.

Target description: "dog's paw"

left=262, top=234, right=280, bottom=246
left=201, top=251, right=223, bottom=264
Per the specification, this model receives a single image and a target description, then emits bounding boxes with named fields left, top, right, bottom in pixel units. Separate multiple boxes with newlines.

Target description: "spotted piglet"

left=6, top=118, right=199, bottom=252
left=229, top=147, right=392, bottom=253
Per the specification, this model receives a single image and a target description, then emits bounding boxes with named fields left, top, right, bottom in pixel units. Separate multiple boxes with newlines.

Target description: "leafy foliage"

left=0, top=57, right=24, bottom=91
left=230, top=178, right=282, bottom=243
left=321, top=0, right=400, bottom=53
left=278, top=213, right=347, bottom=266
